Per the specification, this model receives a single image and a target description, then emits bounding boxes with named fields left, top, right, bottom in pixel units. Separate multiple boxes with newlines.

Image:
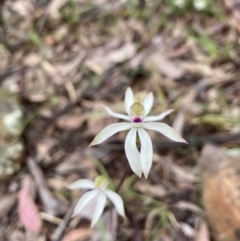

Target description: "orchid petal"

left=144, top=109, right=174, bottom=122
left=143, top=92, right=154, bottom=116
left=102, top=105, right=130, bottom=121
left=105, top=189, right=125, bottom=217
left=144, top=110, right=174, bottom=122
left=124, top=87, right=134, bottom=115
left=138, top=128, right=153, bottom=178
left=143, top=122, right=187, bottom=143
left=68, top=180, right=94, bottom=190
left=125, top=128, right=142, bottom=177
left=91, top=191, right=107, bottom=227
left=72, top=189, right=99, bottom=217
left=89, top=122, right=131, bottom=146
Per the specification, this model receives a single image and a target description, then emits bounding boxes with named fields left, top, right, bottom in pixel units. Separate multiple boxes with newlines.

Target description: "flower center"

left=130, top=102, right=145, bottom=123
left=94, top=175, right=109, bottom=190
left=133, top=117, right=142, bottom=123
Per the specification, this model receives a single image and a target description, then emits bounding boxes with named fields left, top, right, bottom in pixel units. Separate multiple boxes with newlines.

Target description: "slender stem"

left=107, top=163, right=131, bottom=237
left=116, top=163, right=131, bottom=193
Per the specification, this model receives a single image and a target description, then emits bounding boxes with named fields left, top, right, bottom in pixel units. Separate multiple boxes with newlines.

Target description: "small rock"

left=0, top=88, right=25, bottom=182
left=199, top=144, right=240, bottom=241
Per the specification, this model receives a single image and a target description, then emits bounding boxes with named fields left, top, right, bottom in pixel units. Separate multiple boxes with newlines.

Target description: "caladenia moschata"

left=90, top=87, right=187, bottom=178
left=68, top=176, right=125, bottom=228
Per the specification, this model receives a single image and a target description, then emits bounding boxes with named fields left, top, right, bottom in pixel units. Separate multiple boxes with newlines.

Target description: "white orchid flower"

left=68, top=176, right=125, bottom=228
left=90, top=87, right=187, bottom=178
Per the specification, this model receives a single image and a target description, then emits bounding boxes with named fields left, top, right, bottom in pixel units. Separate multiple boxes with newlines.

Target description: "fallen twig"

left=51, top=199, right=78, bottom=241
left=27, top=157, right=64, bottom=216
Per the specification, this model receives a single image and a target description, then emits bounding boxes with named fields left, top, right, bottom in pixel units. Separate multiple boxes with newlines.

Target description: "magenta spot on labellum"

left=133, top=117, right=142, bottom=123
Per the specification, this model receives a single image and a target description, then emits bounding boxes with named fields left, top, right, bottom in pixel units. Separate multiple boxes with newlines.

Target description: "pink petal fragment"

left=18, top=176, right=42, bottom=233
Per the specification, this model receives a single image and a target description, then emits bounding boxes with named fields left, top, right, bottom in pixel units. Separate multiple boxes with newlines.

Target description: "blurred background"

left=0, top=0, right=240, bottom=240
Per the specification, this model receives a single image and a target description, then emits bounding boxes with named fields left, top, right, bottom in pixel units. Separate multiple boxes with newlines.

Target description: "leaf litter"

left=0, top=0, right=240, bottom=240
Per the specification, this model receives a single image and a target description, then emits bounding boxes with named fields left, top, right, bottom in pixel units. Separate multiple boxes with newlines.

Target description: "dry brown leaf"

left=8, top=230, right=25, bottom=241
left=47, top=0, right=70, bottom=19
left=47, top=177, right=67, bottom=191
left=10, top=0, right=34, bottom=17
left=36, top=137, right=58, bottom=161
left=144, top=49, right=184, bottom=79
left=172, top=86, right=199, bottom=135
left=56, top=113, right=84, bottom=130
left=22, top=68, right=54, bottom=102
left=18, top=176, right=42, bottom=233
left=173, top=201, right=202, bottom=214
left=154, top=155, right=198, bottom=183
left=62, top=228, right=91, bottom=241
left=223, top=0, right=240, bottom=33
left=129, top=35, right=163, bottom=69
left=25, top=231, right=46, bottom=241
left=56, top=151, right=95, bottom=176
left=55, top=51, right=86, bottom=77
left=0, top=194, right=17, bottom=218
left=105, top=43, right=136, bottom=64
left=170, top=164, right=198, bottom=183
left=178, top=62, right=225, bottom=78
left=23, top=54, right=42, bottom=67
left=153, top=234, right=173, bottom=241
left=135, top=180, right=167, bottom=198
left=85, top=39, right=136, bottom=74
